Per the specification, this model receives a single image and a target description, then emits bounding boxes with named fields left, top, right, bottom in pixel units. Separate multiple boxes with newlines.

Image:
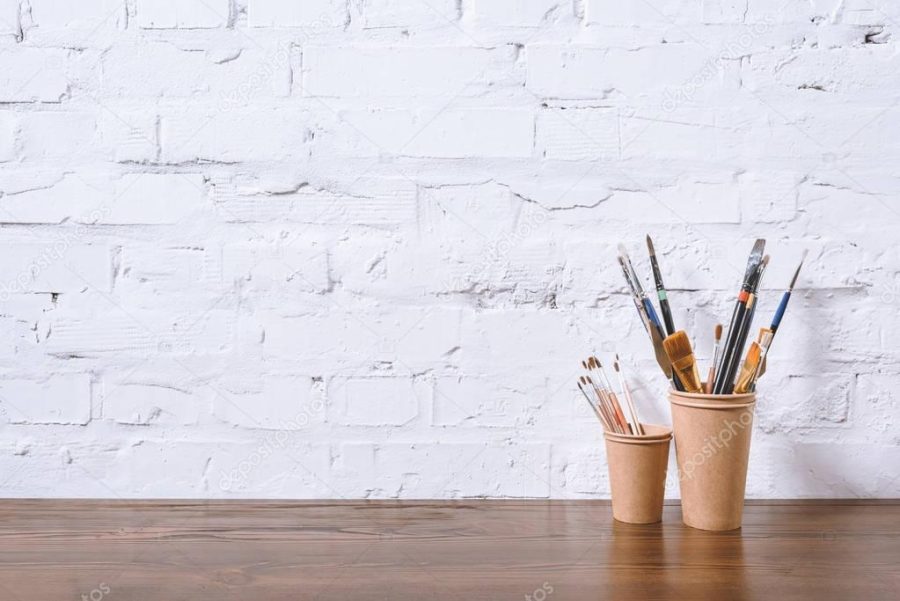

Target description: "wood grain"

left=0, top=500, right=896, bottom=600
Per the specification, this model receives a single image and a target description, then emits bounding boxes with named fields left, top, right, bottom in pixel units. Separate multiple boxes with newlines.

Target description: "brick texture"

left=0, top=0, right=896, bottom=499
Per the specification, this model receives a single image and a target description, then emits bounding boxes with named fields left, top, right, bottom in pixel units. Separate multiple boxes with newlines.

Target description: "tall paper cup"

left=604, top=423, right=672, bottom=524
left=669, top=390, right=756, bottom=531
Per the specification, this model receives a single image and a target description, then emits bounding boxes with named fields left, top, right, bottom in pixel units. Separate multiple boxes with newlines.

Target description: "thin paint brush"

left=619, top=244, right=682, bottom=390
left=615, top=356, right=644, bottom=435
left=705, top=324, right=723, bottom=394
left=619, top=243, right=665, bottom=336
left=618, top=255, right=653, bottom=334
left=586, top=359, right=623, bottom=433
left=646, top=235, right=676, bottom=336
left=723, top=255, right=769, bottom=393
left=577, top=379, right=608, bottom=428
left=713, top=239, right=766, bottom=394
left=733, top=342, right=762, bottom=394
left=594, top=357, right=631, bottom=434
left=749, top=329, right=775, bottom=391
left=588, top=377, right=619, bottom=432
left=756, top=249, right=807, bottom=381
left=771, top=249, right=808, bottom=335
left=663, top=330, right=703, bottom=393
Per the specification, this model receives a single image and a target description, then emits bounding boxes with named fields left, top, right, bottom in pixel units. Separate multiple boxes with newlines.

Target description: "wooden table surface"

left=0, top=500, right=896, bottom=600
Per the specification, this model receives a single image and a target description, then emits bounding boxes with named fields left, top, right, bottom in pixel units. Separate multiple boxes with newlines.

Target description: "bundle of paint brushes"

left=613, top=237, right=807, bottom=396
left=577, top=356, right=644, bottom=434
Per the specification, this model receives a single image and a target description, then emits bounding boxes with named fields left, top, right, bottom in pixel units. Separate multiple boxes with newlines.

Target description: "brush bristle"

left=663, top=330, right=694, bottom=361
left=617, top=243, right=629, bottom=257
left=613, top=361, right=620, bottom=372
left=714, top=324, right=723, bottom=340
left=646, top=234, right=655, bottom=255
left=746, top=343, right=761, bottom=362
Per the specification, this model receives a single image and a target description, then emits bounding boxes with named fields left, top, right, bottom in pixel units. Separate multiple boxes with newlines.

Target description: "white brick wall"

left=0, top=0, right=897, bottom=499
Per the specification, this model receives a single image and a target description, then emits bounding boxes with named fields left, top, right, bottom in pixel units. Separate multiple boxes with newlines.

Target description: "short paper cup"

left=604, top=423, right=672, bottom=524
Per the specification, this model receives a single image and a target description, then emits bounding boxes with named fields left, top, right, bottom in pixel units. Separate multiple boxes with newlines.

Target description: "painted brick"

left=0, top=0, right=896, bottom=502
left=135, top=0, right=229, bottom=29
left=333, top=108, right=534, bottom=158
left=329, top=376, right=421, bottom=426
left=0, top=48, right=69, bottom=102
left=302, top=47, right=503, bottom=97
left=360, top=0, right=457, bottom=29
left=472, top=0, right=561, bottom=27
left=0, top=375, right=91, bottom=425
left=159, top=107, right=310, bottom=163
left=526, top=44, right=713, bottom=99
left=27, top=0, right=124, bottom=31
left=248, top=0, right=346, bottom=28
left=0, top=111, right=15, bottom=161
left=101, top=382, right=205, bottom=425
left=215, top=376, right=322, bottom=429
left=0, top=0, right=18, bottom=36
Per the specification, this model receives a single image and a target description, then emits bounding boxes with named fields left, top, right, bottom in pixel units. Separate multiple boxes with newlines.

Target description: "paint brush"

left=713, top=239, right=766, bottom=394
left=584, top=359, right=620, bottom=433
left=619, top=244, right=683, bottom=390
left=705, top=324, right=723, bottom=394
left=756, top=249, right=807, bottom=380
left=663, top=330, right=703, bottom=393
left=749, top=329, right=775, bottom=391
left=646, top=235, right=676, bottom=336
left=577, top=378, right=608, bottom=428
left=733, top=342, right=762, bottom=394
left=614, top=357, right=643, bottom=435
left=619, top=243, right=665, bottom=336
left=618, top=255, right=653, bottom=334
left=723, top=255, right=769, bottom=393
left=594, top=357, right=631, bottom=434
left=771, top=249, right=807, bottom=335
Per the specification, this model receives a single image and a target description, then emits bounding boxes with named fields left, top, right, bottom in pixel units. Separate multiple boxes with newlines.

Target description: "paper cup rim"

left=669, top=389, right=756, bottom=409
left=603, top=423, right=672, bottom=444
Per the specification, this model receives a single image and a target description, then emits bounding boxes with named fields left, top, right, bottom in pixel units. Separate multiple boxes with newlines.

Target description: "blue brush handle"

left=771, top=291, right=791, bottom=333
left=643, top=298, right=662, bottom=330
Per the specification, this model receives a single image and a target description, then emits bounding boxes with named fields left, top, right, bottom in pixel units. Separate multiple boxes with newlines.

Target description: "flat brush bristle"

left=714, top=323, right=723, bottom=340
left=664, top=330, right=702, bottom=392
left=613, top=361, right=620, bottom=372
left=617, top=243, right=629, bottom=257
left=746, top=343, right=761, bottom=362
left=646, top=234, right=655, bottom=256
left=662, top=330, right=693, bottom=360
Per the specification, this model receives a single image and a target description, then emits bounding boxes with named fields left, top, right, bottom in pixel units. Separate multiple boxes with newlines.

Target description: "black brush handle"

left=724, top=299, right=759, bottom=394
left=713, top=299, right=745, bottom=394
left=649, top=254, right=676, bottom=336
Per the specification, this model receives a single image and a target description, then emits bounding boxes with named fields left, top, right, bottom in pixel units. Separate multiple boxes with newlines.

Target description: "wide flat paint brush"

left=663, top=330, right=703, bottom=393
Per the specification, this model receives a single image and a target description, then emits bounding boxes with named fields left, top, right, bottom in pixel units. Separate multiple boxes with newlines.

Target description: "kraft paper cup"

left=669, top=389, right=756, bottom=531
left=604, top=423, right=672, bottom=524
